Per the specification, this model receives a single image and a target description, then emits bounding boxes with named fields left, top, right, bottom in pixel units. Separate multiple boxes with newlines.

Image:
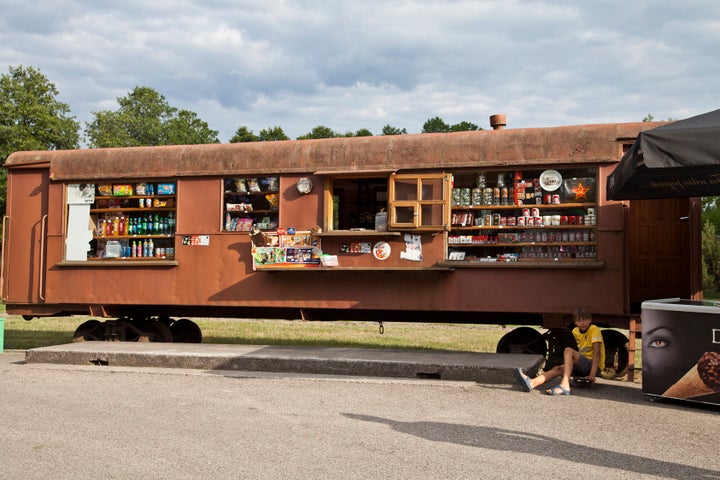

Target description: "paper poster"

left=401, top=234, right=422, bottom=261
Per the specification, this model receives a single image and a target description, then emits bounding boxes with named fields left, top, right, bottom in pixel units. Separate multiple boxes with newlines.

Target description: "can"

left=517, top=216, right=525, bottom=226
left=531, top=208, right=540, bottom=217
left=544, top=194, right=552, bottom=204
left=552, top=194, right=561, bottom=204
left=522, top=208, right=530, bottom=217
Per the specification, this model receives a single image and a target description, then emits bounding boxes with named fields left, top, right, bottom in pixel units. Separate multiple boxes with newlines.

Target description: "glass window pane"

left=394, top=205, right=417, bottom=225
left=394, top=178, right=418, bottom=201
left=420, top=177, right=444, bottom=201
left=420, top=204, right=446, bottom=227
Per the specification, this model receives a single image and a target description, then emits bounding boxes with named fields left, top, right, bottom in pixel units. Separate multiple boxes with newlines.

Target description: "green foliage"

left=354, top=128, right=373, bottom=137
left=230, top=126, right=260, bottom=143
left=422, top=116, right=450, bottom=133
left=701, top=220, right=720, bottom=291
left=0, top=65, right=80, bottom=213
left=449, top=121, right=481, bottom=132
left=84, top=86, right=219, bottom=147
left=296, top=125, right=340, bottom=140
left=382, top=124, right=407, bottom=135
left=258, top=126, right=289, bottom=142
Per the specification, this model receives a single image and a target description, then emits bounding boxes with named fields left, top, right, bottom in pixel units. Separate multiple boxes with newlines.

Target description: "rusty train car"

left=1, top=116, right=702, bottom=372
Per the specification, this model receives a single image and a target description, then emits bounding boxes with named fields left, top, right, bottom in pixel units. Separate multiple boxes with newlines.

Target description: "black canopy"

left=607, top=109, right=720, bottom=200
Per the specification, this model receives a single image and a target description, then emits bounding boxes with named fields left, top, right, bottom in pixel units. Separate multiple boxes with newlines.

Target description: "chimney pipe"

left=489, top=114, right=506, bottom=130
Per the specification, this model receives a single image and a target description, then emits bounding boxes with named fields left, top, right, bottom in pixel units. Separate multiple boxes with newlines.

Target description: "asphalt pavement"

left=2, top=349, right=719, bottom=479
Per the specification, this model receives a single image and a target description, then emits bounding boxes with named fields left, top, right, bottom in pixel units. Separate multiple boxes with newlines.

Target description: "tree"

left=422, top=116, right=450, bottom=133
left=85, top=86, right=219, bottom=147
left=449, top=121, right=480, bottom=132
left=702, top=220, right=720, bottom=292
left=258, top=126, right=289, bottom=142
left=382, top=124, right=407, bottom=135
left=230, top=126, right=260, bottom=143
left=0, top=65, right=80, bottom=213
left=354, top=128, right=373, bottom=137
left=296, top=125, right=340, bottom=140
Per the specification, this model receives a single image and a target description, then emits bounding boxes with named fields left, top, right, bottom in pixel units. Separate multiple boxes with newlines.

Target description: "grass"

left=1, top=308, right=509, bottom=352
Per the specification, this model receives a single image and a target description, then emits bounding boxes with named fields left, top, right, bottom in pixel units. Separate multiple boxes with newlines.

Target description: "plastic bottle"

left=168, top=212, right=175, bottom=232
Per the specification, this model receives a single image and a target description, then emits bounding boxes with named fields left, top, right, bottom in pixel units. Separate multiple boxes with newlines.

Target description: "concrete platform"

left=25, top=342, right=545, bottom=384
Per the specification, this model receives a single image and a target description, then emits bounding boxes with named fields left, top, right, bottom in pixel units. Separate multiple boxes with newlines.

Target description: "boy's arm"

left=588, top=342, right=601, bottom=382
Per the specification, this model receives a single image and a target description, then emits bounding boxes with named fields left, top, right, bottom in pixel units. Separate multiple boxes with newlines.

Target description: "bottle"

left=148, top=239, right=154, bottom=257
left=131, top=241, right=137, bottom=257
left=154, top=214, right=160, bottom=234
left=113, top=217, right=120, bottom=236
left=141, top=215, right=147, bottom=235
left=168, top=212, right=175, bottom=233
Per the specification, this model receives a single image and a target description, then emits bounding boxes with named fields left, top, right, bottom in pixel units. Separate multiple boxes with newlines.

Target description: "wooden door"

left=628, top=198, right=700, bottom=309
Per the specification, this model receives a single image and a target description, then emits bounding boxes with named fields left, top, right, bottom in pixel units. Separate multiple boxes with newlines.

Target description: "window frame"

left=387, top=173, right=452, bottom=231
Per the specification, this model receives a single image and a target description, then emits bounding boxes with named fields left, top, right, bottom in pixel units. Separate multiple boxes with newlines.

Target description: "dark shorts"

left=572, top=354, right=599, bottom=377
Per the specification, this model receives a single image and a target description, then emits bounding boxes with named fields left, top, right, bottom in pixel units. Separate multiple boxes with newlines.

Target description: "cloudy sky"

left=2, top=0, right=719, bottom=142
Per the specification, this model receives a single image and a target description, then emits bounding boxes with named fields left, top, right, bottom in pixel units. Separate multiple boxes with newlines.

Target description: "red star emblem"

left=572, top=181, right=591, bottom=201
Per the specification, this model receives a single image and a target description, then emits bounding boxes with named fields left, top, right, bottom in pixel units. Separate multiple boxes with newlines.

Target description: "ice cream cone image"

left=663, top=352, right=720, bottom=399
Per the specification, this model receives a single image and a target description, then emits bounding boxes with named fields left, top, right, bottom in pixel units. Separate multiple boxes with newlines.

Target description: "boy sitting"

left=515, top=307, right=605, bottom=395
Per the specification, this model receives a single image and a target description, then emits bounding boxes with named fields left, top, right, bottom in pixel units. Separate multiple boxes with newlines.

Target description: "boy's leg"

left=558, top=347, right=582, bottom=391
left=529, top=365, right=563, bottom=389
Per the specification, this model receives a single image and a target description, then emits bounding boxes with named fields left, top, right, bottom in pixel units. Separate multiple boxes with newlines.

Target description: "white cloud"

left=1, top=0, right=719, bottom=142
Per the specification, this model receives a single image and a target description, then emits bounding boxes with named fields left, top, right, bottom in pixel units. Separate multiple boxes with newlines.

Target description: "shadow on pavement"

left=344, top=413, right=720, bottom=479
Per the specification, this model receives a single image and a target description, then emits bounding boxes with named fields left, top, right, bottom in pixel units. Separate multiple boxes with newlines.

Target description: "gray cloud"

left=1, top=0, right=719, bottom=142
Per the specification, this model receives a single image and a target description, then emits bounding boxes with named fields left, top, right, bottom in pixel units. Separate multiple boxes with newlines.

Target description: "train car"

left=1, top=115, right=701, bottom=374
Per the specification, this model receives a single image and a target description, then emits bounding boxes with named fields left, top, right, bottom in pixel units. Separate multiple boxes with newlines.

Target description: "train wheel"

left=138, top=321, right=173, bottom=342
left=496, top=327, right=548, bottom=358
left=72, top=320, right=104, bottom=342
left=601, top=329, right=629, bottom=377
left=170, top=319, right=202, bottom=343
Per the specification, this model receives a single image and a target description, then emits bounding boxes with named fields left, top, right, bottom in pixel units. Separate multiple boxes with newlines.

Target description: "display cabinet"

left=447, top=168, right=598, bottom=263
left=223, top=176, right=279, bottom=231
left=88, top=182, right=177, bottom=260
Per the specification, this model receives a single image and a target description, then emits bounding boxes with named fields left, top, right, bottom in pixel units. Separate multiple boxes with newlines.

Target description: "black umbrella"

left=607, top=109, right=720, bottom=200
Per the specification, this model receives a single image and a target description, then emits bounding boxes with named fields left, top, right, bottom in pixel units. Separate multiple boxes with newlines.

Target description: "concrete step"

left=25, top=342, right=545, bottom=384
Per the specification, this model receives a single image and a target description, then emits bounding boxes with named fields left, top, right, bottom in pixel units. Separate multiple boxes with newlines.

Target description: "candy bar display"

left=224, top=176, right=279, bottom=231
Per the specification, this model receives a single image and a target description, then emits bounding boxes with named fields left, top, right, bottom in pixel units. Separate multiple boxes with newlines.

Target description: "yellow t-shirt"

left=572, top=324, right=605, bottom=371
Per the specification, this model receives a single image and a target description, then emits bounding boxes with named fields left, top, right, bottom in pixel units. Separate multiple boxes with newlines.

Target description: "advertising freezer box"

left=642, top=299, right=720, bottom=406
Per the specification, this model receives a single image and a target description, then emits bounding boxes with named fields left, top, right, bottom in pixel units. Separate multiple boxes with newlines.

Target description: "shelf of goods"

left=90, top=182, right=176, bottom=260
left=224, top=176, right=279, bottom=231
left=448, top=169, right=598, bottom=263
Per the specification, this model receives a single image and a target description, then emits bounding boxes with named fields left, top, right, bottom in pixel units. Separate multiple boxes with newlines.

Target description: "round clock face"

left=297, top=177, right=313, bottom=194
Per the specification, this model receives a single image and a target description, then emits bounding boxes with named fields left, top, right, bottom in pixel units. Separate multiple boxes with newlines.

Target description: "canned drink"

left=552, top=194, right=561, bottom=204
left=517, top=216, right=525, bottom=226
left=544, top=194, right=552, bottom=204
left=527, top=216, right=534, bottom=226
left=531, top=208, right=540, bottom=217
left=534, top=216, right=542, bottom=226
left=522, top=208, right=530, bottom=217
left=577, top=216, right=584, bottom=225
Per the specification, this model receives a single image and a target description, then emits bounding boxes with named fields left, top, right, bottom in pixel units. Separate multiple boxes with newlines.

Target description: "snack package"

left=113, top=184, right=134, bottom=196
left=97, top=184, right=113, bottom=196
left=248, top=178, right=261, bottom=193
left=156, top=183, right=176, bottom=195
